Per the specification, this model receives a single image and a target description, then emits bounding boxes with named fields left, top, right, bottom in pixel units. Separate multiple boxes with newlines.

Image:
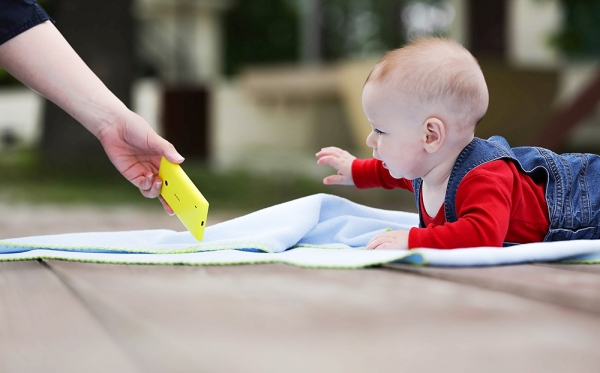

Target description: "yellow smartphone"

left=158, top=157, right=209, bottom=241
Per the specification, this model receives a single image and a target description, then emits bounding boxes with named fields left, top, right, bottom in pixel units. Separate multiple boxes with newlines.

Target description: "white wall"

left=447, top=0, right=468, bottom=45
left=211, top=80, right=331, bottom=177
left=0, top=79, right=163, bottom=150
left=507, top=0, right=562, bottom=68
left=447, top=0, right=562, bottom=67
left=132, top=78, right=163, bottom=135
left=0, top=88, right=43, bottom=150
left=134, top=0, right=229, bottom=84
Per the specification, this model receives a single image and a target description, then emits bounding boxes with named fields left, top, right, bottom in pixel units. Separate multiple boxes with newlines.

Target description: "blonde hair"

left=366, top=37, right=489, bottom=127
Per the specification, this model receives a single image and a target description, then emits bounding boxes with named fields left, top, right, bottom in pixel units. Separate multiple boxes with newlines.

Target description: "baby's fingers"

left=316, top=147, right=344, bottom=158
left=316, top=155, right=343, bottom=169
left=323, top=174, right=350, bottom=185
left=372, top=243, right=400, bottom=250
left=366, top=234, right=388, bottom=250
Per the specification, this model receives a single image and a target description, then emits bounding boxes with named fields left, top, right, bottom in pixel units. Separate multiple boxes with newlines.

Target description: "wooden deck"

left=1, top=206, right=600, bottom=372
left=2, top=261, right=600, bottom=372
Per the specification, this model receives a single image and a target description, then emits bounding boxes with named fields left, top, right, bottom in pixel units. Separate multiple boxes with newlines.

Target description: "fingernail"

left=168, top=212, right=175, bottom=216
left=154, top=181, right=162, bottom=189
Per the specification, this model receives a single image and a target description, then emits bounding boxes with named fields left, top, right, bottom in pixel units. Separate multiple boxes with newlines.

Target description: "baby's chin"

left=388, top=167, right=417, bottom=180
left=387, top=168, right=405, bottom=179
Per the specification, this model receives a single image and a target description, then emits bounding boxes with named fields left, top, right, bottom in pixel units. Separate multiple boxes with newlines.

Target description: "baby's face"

left=362, top=81, right=429, bottom=180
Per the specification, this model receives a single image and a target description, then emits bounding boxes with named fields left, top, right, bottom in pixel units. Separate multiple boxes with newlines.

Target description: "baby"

left=317, top=37, right=600, bottom=250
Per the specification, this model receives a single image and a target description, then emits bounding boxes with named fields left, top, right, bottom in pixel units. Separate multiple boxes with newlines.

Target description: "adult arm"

left=0, top=20, right=182, bottom=212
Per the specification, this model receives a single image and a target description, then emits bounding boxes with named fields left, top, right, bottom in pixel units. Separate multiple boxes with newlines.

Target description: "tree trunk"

left=468, top=0, right=507, bottom=59
left=300, top=0, right=323, bottom=64
left=41, top=0, right=133, bottom=172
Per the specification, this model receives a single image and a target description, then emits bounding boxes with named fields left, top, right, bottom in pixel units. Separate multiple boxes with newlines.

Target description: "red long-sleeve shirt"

left=352, top=158, right=550, bottom=249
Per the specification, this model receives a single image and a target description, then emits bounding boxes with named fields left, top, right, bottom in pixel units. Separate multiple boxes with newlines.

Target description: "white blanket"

left=1, top=194, right=599, bottom=268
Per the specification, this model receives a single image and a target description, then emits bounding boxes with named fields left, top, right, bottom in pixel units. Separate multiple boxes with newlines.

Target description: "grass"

left=0, top=148, right=417, bottom=214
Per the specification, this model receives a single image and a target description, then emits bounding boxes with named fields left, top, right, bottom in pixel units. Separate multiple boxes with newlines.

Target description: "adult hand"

left=316, top=147, right=356, bottom=185
left=366, top=230, right=410, bottom=250
left=0, top=22, right=187, bottom=214
left=97, top=110, right=183, bottom=215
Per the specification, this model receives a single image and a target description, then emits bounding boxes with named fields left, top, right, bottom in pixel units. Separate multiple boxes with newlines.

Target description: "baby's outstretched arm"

left=366, top=230, right=409, bottom=250
left=316, top=147, right=356, bottom=185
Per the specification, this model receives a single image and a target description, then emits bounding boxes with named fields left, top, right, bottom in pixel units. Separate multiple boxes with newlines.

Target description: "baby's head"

left=362, top=37, right=488, bottom=180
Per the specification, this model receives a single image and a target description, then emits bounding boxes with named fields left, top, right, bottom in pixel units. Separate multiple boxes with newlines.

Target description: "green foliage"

left=0, top=68, right=21, bottom=86
left=0, top=148, right=415, bottom=213
left=550, top=0, right=600, bottom=58
left=322, top=0, right=405, bottom=59
left=223, top=0, right=408, bottom=75
left=224, top=0, right=300, bottom=76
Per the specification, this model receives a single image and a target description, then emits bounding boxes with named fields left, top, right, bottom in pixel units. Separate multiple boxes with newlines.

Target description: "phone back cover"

left=158, top=157, right=209, bottom=241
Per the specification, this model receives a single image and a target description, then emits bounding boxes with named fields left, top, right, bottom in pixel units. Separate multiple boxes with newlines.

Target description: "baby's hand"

left=366, top=230, right=409, bottom=250
left=316, top=147, right=356, bottom=185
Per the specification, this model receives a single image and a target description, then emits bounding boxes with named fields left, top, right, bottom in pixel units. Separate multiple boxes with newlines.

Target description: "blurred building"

left=136, top=0, right=231, bottom=85
left=0, top=0, right=598, bottom=176
left=215, top=0, right=599, bottom=176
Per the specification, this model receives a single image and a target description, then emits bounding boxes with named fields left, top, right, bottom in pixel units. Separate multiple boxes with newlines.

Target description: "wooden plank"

left=535, top=263, right=600, bottom=275
left=47, top=261, right=600, bottom=373
left=385, top=263, right=600, bottom=315
left=0, top=261, right=139, bottom=373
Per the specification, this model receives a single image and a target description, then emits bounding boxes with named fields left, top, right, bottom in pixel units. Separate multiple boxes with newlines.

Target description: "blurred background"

left=0, top=0, right=599, bottom=236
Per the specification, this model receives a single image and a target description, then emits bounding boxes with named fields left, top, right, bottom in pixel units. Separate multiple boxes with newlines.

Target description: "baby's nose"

left=366, top=132, right=376, bottom=148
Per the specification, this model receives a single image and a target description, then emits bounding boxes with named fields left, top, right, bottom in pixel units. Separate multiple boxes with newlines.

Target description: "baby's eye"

left=373, top=128, right=384, bottom=135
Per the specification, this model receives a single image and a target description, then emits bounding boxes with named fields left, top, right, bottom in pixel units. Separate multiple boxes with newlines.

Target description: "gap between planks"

left=0, top=260, right=140, bottom=373
left=43, top=260, right=600, bottom=373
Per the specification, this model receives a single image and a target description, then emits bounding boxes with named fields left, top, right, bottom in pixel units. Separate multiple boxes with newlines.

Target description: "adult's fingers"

left=159, top=195, right=175, bottom=215
left=140, top=178, right=162, bottom=198
left=136, top=172, right=154, bottom=193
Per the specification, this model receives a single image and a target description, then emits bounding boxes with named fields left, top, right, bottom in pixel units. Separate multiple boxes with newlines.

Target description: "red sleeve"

left=352, top=158, right=413, bottom=191
left=408, top=161, right=514, bottom=249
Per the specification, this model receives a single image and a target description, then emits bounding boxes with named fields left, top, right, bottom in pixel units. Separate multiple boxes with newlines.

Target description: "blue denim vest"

left=412, top=136, right=600, bottom=243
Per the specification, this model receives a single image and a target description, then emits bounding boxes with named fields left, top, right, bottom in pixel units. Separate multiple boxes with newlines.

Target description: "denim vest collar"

left=411, top=136, right=515, bottom=226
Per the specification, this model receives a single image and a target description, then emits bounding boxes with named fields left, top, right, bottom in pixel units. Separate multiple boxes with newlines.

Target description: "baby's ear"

left=423, top=118, right=445, bottom=153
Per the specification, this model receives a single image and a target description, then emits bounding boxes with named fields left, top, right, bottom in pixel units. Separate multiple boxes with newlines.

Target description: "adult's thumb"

left=152, top=134, right=184, bottom=164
